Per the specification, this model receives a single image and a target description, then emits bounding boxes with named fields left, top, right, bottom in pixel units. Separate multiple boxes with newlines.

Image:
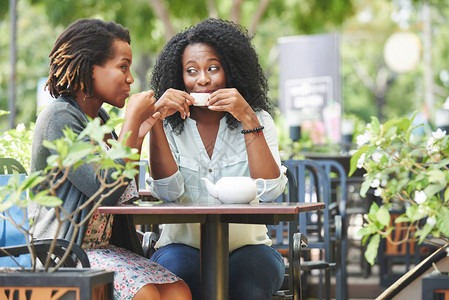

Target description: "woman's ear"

left=91, top=66, right=96, bottom=80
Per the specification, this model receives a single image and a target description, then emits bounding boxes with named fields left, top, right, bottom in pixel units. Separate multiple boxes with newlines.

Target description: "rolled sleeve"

left=147, top=170, right=185, bottom=202
left=257, top=165, right=288, bottom=202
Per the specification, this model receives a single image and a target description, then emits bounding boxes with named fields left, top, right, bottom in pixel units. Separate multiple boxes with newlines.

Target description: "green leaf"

left=394, top=215, right=410, bottom=223
left=365, top=234, right=380, bottom=266
left=358, top=223, right=379, bottom=237
left=405, top=205, right=427, bottom=222
left=368, top=202, right=380, bottom=215
left=377, top=206, right=390, bottom=227
left=444, top=187, right=449, bottom=203
left=369, top=116, right=380, bottom=132
left=436, top=208, right=449, bottom=237
left=360, top=180, right=372, bottom=198
left=62, top=143, right=94, bottom=167
left=427, top=169, right=446, bottom=185
left=21, top=172, right=45, bottom=190
left=33, top=195, right=63, bottom=207
left=424, top=184, right=446, bottom=199
left=42, top=139, right=57, bottom=150
left=349, top=145, right=369, bottom=177
left=417, top=223, right=433, bottom=244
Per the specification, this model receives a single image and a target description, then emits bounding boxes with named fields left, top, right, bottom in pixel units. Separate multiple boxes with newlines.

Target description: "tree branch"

left=207, top=0, right=219, bottom=18
left=349, top=58, right=375, bottom=92
left=149, top=0, right=176, bottom=41
left=248, top=0, right=270, bottom=35
left=231, top=0, right=244, bottom=24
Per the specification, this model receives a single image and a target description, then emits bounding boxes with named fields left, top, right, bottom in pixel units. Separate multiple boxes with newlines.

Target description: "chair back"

left=280, top=159, right=348, bottom=300
left=283, top=159, right=332, bottom=261
left=314, top=159, right=347, bottom=219
left=0, top=158, right=27, bottom=175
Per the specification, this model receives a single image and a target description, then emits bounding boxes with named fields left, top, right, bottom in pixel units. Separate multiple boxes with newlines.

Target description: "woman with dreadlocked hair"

left=29, top=19, right=191, bottom=300
left=147, top=18, right=287, bottom=300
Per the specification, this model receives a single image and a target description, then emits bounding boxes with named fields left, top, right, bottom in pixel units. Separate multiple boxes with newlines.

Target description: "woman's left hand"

left=207, top=88, right=254, bottom=122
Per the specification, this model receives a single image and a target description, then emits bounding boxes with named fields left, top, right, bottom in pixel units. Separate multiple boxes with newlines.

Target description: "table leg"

left=200, top=214, right=229, bottom=300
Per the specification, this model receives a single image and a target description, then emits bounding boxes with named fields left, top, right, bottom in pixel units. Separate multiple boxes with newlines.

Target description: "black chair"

left=314, top=159, right=348, bottom=300
left=0, top=157, right=27, bottom=175
left=272, top=166, right=309, bottom=300
left=0, top=158, right=90, bottom=269
left=136, top=230, right=159, bottom=259
left=0, top=239, right=91, bottom=268
left=278, top=159, right=346, bottom=300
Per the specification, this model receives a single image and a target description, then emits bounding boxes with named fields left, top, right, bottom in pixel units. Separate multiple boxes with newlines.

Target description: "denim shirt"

left=148, top=110, right=287, bottom=251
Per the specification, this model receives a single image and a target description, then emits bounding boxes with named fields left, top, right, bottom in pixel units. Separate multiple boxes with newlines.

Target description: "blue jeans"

left=150, top=243, right=285, bottom=300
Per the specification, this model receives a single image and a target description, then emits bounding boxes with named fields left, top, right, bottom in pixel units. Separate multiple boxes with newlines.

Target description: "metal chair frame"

left=278, top=159, right=347, bottom=300
left=0, top=157, right=27, bottom=175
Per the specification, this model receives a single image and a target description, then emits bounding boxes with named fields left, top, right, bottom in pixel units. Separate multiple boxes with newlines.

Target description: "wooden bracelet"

left=241, top=126, right=264, bottom=135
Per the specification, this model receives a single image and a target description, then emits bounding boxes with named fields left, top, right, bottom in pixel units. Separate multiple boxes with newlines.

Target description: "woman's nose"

left=126, top=72, right=134, bottom=84
left=197, top=72, right=210, bottom=85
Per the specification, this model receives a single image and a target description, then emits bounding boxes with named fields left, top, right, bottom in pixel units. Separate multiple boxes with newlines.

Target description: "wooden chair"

left=278, top=159, right=346, bottom=300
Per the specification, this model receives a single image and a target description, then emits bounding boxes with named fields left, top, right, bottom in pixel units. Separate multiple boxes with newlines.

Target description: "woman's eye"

left=209, top=66, right=219, bottom=71
left=186, top=67, right=197, bottom=74
left=121, top=65, right=128, bottom=71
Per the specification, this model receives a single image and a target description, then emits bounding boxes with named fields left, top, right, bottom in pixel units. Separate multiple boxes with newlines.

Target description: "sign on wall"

left=278, top=33, right=341, bottom=144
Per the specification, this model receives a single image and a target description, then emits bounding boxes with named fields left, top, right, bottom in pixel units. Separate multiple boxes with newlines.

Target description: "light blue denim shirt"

left=148, top=110, right=287, bottom=251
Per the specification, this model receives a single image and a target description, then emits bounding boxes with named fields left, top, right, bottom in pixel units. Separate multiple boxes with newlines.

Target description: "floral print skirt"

left=85, top=245, right=182, bottom=300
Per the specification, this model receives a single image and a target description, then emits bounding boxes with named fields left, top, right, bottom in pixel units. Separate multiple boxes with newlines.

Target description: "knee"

left=158, top=280, right=192, bottom=300
left=151, top=244, right=200, bottom=279
left=132, top=284, right=161, bottom=300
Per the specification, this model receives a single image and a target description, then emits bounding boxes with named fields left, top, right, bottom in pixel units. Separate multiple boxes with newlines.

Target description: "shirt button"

left=208, top=169, right=212, bottom=173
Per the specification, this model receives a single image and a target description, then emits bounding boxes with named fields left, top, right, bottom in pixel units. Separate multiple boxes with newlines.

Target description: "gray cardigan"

left=29, top=96, right=143, bottom=254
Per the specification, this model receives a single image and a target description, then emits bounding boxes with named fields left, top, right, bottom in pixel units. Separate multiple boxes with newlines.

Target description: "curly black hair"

left=46, top=19, right=130, bottom=99
left=150, top=18, right=272, bottom=134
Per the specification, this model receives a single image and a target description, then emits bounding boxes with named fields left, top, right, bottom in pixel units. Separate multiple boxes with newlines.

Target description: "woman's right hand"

left=154, top=88, right=194, bottom=119
left=125, top=90, right=157, bottom=124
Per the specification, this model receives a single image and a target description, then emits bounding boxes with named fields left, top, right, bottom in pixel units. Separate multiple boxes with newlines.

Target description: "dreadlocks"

left=46, top=19, right=130, bottom=99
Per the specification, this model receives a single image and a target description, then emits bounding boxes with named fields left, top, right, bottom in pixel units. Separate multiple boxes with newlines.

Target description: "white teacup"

left=191, top=93, right=209, bottom=106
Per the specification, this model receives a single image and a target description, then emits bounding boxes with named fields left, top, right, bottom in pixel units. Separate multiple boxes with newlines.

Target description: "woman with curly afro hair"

left=147, top=18, right=287, bottom=300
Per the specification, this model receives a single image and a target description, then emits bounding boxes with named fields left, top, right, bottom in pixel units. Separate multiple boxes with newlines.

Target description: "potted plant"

left=0, top=116, right=141, bottom=299
left=349, top=113, right=449, bottom=266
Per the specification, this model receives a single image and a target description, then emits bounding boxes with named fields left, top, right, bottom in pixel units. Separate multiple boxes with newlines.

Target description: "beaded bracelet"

left=241, top=126, right=264, bottom=135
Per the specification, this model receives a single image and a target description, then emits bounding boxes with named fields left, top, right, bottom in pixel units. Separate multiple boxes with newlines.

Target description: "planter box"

left=422, top=273, right=449, bottom=300
left=0, top=268, right=114, bottom=300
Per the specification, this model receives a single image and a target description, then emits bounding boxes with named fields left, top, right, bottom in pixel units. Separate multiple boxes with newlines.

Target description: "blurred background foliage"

left=1, top=0, right=449, bottom=152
